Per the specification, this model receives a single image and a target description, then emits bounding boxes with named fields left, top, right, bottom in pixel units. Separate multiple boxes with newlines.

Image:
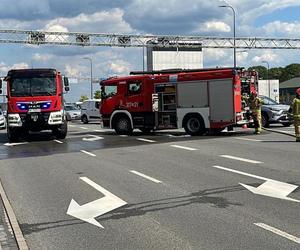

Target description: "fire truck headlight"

left=8, top=114, right=22, bottom=127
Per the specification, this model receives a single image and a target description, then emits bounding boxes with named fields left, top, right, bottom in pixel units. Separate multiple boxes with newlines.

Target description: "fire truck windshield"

left=101, top=85, right=117, bottom=99
left=10, top=77, right=57, bottom=97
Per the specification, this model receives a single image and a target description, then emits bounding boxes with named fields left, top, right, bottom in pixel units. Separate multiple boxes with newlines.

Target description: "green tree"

left=268, top=67, right=283, bottom=80
left=280, top=63, right=300, bottom=82
left=94, top=90, right=101, bottom=99
left=79, top=95, right=88, bottom=102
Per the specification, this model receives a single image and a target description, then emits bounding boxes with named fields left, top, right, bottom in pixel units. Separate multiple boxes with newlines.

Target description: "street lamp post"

left=262, top=60, right=270, bottom=98
left=83, top=57, right=93, bottom=99
left=219, top=4, right=236, bottom=68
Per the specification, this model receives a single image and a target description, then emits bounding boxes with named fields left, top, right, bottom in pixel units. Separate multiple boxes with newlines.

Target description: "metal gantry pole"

left=219, top=5, right=236, bottom=68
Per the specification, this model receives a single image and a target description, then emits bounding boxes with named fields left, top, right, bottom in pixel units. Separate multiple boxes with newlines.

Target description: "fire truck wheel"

left=7, top=127, right=20, bottom=142
left=53, top=120, right=68, bottom=139
left=184, top=115, right=205, bottom=136
left=114, top=116, right=132, bottom=135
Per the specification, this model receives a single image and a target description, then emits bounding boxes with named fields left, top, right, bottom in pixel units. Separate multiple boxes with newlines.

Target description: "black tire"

left=261, top=113, right=269, bottom=128
left=81, top=115, right=88, bottom=124
left=7, top=127, right=20, bottom=142
left=114, top=116, right=132, bottom=135
left=183, top=115, right=206, bottom=136
left=282, top=122, right=292, bottom=127
left=52, top=120, right=68, bottom=139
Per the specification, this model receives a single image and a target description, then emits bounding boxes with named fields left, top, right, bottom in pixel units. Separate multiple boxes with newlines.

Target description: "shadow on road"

left=100, top=184, right=245, bottom=222
left=19, top=184, right=246, bottom=235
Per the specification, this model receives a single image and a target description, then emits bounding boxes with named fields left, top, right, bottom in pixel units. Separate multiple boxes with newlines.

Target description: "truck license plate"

left=28, top=108, right=41, bottom=113
left=31, top=114, right=39, bottom=121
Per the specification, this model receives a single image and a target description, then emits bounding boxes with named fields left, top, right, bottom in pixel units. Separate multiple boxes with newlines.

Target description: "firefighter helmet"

left=296, top=88, right=300, bottom=96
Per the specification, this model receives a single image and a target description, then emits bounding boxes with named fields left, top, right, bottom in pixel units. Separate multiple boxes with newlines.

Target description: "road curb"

left=262, top=128, right=296, bottom=138
left=0, top=178, right=28, bottom=250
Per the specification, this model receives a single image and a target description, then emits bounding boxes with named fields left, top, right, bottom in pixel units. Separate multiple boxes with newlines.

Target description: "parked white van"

left=80, top=99, right=101, bottom=124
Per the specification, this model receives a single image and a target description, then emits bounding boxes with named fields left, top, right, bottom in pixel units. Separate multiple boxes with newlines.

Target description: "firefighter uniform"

left=290, top=90, right=300, bottom=142
left=248, top=94, right=263, bottom=134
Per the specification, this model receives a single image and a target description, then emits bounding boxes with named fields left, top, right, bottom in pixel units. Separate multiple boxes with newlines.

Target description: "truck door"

left=208, top=79, right=235, bottom=125
left=126, top=80, right=143, bottom=111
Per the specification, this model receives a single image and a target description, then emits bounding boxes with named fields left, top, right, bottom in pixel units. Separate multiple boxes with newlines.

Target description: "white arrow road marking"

left=213, top=166, right=300, bottom=202
left=4, top=142, right=28, bottom=147
left=254, top=223, right=300, bottom=244
left=82, top=134, right=104, bottom=141
left=67, top=177, right=127, bottom=228
left=240, top=180, right=300, bottom=202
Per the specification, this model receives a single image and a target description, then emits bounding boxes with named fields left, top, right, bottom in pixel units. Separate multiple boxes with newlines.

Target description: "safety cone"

left=242, top=124, right=248, bottom=129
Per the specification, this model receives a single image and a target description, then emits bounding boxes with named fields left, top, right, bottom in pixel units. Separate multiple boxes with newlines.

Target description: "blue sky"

left=0, top=0, right=300, bottom=102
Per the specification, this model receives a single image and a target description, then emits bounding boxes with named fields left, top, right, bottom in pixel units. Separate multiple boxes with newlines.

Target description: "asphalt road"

left=0, top=121, right=299, bottom=250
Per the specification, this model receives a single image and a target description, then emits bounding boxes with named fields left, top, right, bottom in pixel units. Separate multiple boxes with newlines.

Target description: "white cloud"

left=32, top=53, right=54, bottom=61
left=107, top=61, right=131, bottom=75
left=251, top=51, right=279, bottom=64
left=64, top=64, right=81, bottom=78
left=203, top=48, right=227, bottom=60
left=195, top=21, right=231, bottom=33
left=262, top=21, right=300, bottom=36
left=45, top=8, right=135, bottom=33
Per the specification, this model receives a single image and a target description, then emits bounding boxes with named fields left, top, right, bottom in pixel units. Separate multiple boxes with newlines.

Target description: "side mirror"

left=65, top=86, right=70, bottom=92
left=64, top=77, right=69, bottom=87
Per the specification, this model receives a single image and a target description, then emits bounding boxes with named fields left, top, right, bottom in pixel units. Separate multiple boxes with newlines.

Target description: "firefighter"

left=290, top=88, right=300, bottom=142
left=248, top=92, right=263, bottom=134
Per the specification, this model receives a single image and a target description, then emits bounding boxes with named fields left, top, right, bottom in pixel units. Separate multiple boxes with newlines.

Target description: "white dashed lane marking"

left=53, top=140, right=63, bottom=144
left=170, top=145, right=198, bottom=151
left=80, top=150, right=96, bottom=157
left=136, top=138, right=156, bottom=143
left=220, top=155, right=262, bottom=164
left=254, top=223, right=300, bottom=244
left=130, top=170, right=162, bottom=183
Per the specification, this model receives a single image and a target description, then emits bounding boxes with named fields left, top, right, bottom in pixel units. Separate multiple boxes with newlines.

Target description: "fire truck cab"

left=100, top=68, right=255, bottom=135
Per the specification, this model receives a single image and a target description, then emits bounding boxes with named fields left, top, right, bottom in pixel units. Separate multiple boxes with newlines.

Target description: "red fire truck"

left=100, top=67, right=257, bottom=135
left=0, top=68, right=70, bottom=141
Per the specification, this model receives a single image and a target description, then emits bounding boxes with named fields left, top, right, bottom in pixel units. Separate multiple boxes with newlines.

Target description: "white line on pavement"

left=212, top=166, right=269, bottom=181
left=235, top=137, right=262, bottom=142
left=80, top=150, right=96, bottom=157
left=68, top=124, right=75, bottom=127
left=53, top=139, right=63, bottom=144
left=136, top=138, right=156, bottom=143
left=254, top=223, right=300, bottom=244
left=130, top=170, right=162, bottom=183
left=80, top=127, right=88, bottom=130
left=220, top=155, right=262, bottom=164
left=119, top=135, right=128, bottom=137
left=3, top=142, right=28, bottom=147
left=170, top=145, right=197, bottom=151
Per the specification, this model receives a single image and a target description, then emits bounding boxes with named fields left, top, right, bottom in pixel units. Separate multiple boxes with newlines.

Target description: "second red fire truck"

left=100, top=67, right=257, bottom=135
